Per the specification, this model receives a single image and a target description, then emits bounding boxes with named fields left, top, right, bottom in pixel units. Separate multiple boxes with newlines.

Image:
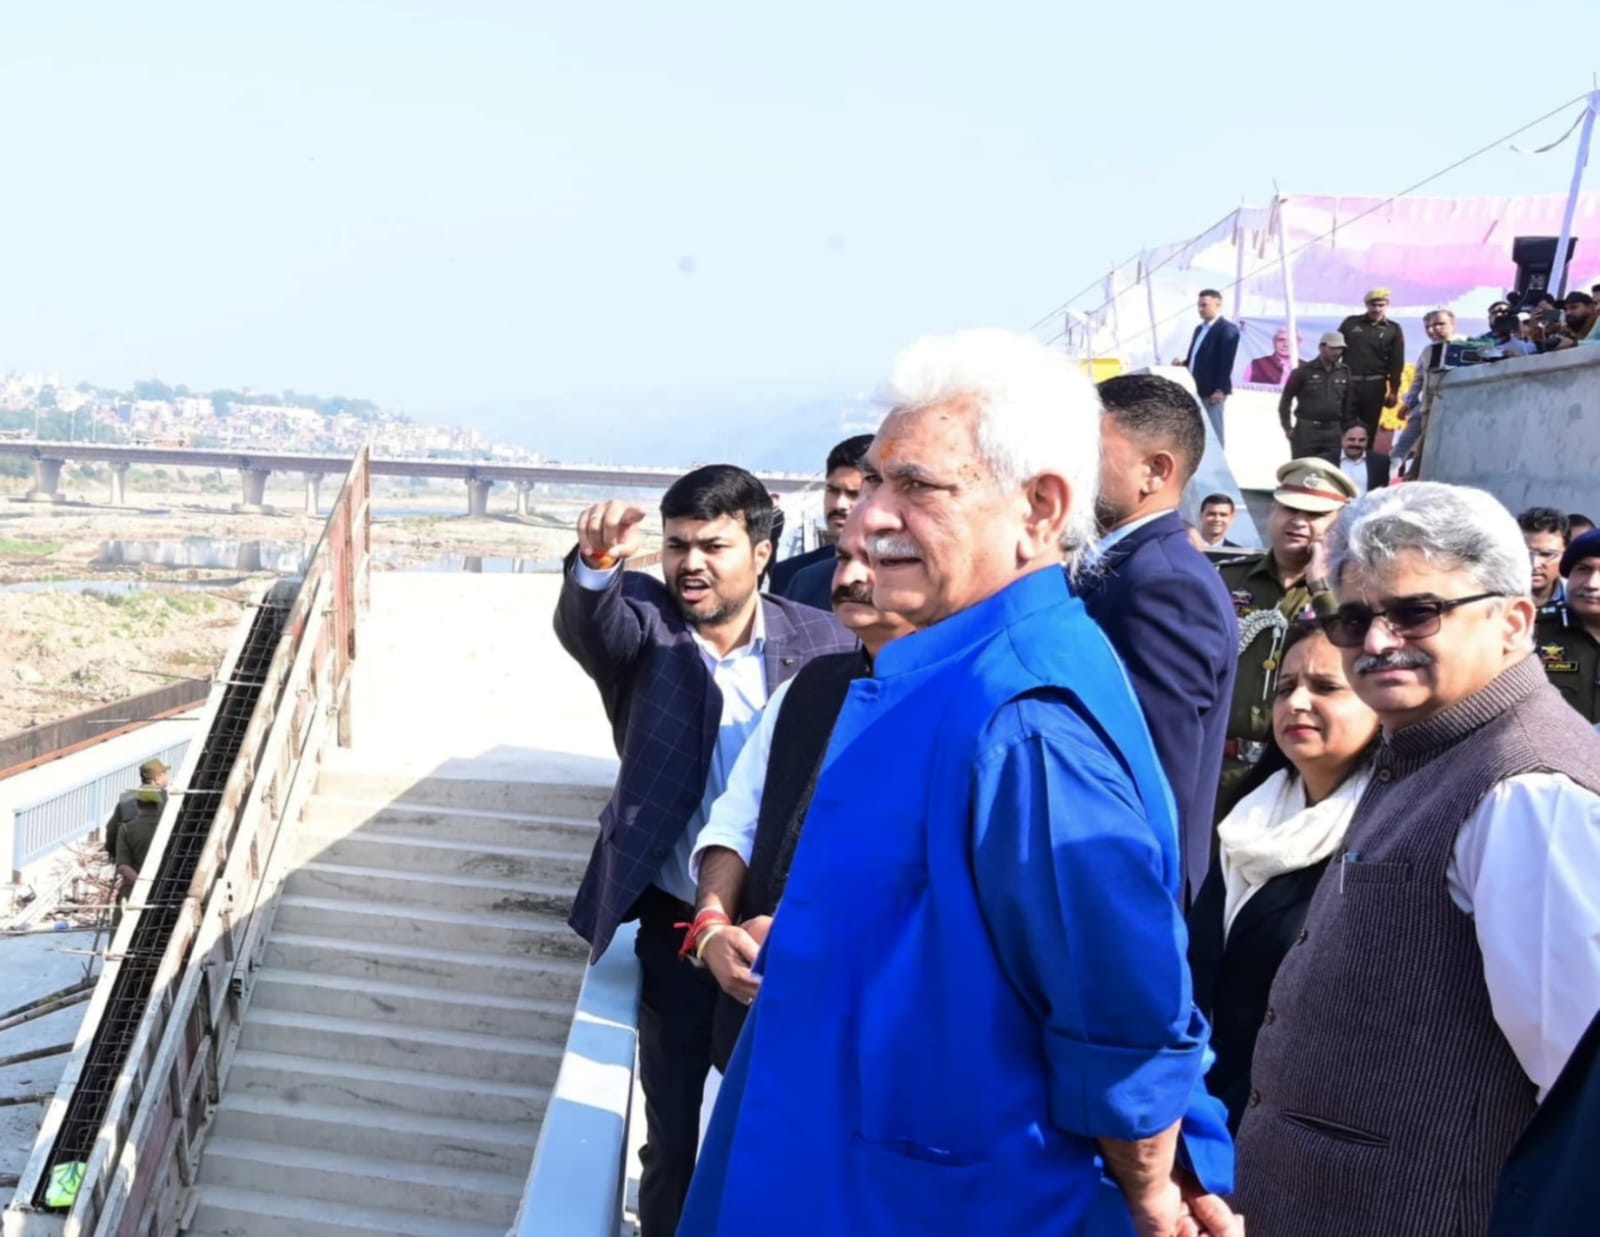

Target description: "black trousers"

left=1290, top=419, right=1343, bottom=461
left=1347, top=378, right=1388, bottom=440
left=632, top=886, right=720, bottom=1237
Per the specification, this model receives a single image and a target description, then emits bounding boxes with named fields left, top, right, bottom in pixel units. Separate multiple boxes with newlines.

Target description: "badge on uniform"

left=1231, top=589, right=1255, bottom=618
left=1540, top=643, right=1579, bottom=674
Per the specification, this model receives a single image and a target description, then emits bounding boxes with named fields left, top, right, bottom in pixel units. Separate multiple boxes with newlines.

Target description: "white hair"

left=887, top=328, right=1102, bottom=576
left=1328, top=481, right=1532, bottom=598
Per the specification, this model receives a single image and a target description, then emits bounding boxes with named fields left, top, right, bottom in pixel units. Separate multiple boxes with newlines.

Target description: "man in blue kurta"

left=680, top=329, right=1239, bottom=1237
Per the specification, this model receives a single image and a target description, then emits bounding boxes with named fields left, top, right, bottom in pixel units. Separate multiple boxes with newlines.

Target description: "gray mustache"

left=868, top=535, right=920, bottom=559
left=1355, top=650, right=1435, bottom=674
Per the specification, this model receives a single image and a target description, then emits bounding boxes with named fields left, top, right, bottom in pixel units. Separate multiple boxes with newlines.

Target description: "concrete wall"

left=1425, top=346, right=1600, bottom=514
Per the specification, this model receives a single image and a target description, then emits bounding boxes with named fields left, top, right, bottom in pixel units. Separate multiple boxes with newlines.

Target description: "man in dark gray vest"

left=1233, top=481, right=1600, bottom=1236
left=688, top=512, right=914, bottom=1068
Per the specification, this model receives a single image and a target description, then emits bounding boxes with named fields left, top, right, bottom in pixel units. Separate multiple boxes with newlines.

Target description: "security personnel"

left=107, top=758, right=170, bottom=902
left=1215, top=459, right=1358, bottom=805
left=1534, top=528, right=1600, bottom=722
left=1279, top=331, right=1353, bottom=459
left=1336, top=287, right=1407, bottom=441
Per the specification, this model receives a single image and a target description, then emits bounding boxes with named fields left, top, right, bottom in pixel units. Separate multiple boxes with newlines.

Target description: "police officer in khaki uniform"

left=1278, top=332, right=1354, bottom=459
left=1534, top=528, right=1600, bottom=722
left=1215, top=459, right=1359, bottom=805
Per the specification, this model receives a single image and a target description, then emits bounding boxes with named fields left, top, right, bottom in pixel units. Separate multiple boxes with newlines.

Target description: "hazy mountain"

left=456, top=381, right=885, bottom=473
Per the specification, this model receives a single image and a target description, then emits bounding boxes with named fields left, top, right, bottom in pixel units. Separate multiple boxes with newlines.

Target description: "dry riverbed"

left=0, top=476, right=649, bottom=736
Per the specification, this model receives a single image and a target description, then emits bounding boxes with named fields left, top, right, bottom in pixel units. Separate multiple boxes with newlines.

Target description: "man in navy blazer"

left=1173, top=288, right=1241, bottom=446
left=1490, top=1007, right=1600, bottom=1235
left=767, top=433, right=873, bottom=597
left=554, top=465, right=855, bottom=1236
left=1079, top=374, right=1239, bottom=905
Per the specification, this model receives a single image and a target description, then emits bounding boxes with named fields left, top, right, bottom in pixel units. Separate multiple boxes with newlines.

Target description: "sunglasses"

left=1319, top=592, right=1503, bottom=648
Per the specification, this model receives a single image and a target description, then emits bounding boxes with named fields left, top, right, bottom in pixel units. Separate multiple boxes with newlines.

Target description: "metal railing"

left=516, top=923, right=642, bottom=1237
left=6, top=738, right=191, bottom=880
left=2, top=447, right=371, bottom=1237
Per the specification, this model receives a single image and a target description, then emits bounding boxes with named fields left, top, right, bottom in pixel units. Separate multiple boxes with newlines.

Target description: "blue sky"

left=2, top=2, right=1598, bottom=437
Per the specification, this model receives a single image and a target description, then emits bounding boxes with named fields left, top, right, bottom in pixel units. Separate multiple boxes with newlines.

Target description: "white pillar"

left=1551, top=91, right=1599, bottom=298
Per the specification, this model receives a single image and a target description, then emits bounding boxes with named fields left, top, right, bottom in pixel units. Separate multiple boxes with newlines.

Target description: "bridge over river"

left=0, top=439, right=818, bottom=516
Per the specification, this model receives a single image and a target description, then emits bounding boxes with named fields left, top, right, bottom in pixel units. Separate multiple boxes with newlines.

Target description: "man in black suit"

left=1080, top=373, right=1239, bottom=905
left=1490, top=1007, right=1600, bottom=1235
left=1320, top=424, right=1390, bottom=498
left=553, top=466, right=855, bottom=1236
left=767, top=434, right=873, bottom=597
left=1173, top=288, right=1241, bottom=446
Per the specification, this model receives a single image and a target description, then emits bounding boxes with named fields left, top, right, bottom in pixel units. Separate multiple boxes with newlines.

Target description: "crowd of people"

left=553, top=328, right=1600, bottom=1237
left=1173, top=281, right=1600, bottom=482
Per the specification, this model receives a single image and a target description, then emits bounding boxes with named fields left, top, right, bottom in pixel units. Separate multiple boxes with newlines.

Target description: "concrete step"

left=211, top=1091, right=539, bottom=1178
left=313, top=768, right=610, bottom=819
left=237, top=1008, right=565, bottom=1085
left=196, top=1137, right=524, bottom=1226
left=287, top=830, right=590, bottom=885
left=282, top=860, right=574, bottom=918
left=262, top=931, right=587, bottom=1001
left=187, top=1183, right=507, bottom=1237
left=270, top=893, right=590, bottom=961
left=302, top=794, right=599, bottom=850
left=251, top=967, right=577, bottom=1040
left=226, top=1049, right=551, bottom=1125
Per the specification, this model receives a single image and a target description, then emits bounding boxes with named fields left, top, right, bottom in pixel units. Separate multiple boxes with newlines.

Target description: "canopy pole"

left=1142, top=255, right=1161, bottom=368
left=1552, top=90, right=1599, bottom=299
left=1232, top=209, right=1248, bottom=322
left=1106, top=267, right=1124, bottom=363
left=1274, top=196, right=1300, bottom=386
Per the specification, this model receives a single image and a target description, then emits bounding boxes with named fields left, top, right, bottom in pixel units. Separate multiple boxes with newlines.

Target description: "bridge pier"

left=304, top=473, right=323, bottom=516
left=237, top=541, right=264, bottom=573
left=466, top=477, right=493, bottom=518
left=515, top=480, right=534, bottom=517
left=108, top=461, right=130, bottom=506
left=26, top=457, right=65, bottom=503
left=234, top=467, right=272, bottom=514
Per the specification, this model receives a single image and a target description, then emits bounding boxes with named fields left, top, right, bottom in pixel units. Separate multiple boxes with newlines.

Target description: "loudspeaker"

left=1512, top=235, right=1579, bottom=298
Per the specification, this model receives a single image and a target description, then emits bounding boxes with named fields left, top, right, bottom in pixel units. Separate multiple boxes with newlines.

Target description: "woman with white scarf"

left=1187, top=622, right=1380, bottom=1132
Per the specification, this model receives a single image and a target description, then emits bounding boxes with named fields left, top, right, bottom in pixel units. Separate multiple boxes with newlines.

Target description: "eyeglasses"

left=1528, top=548, right=1562, bottom=563
left=1319, top=592, right=1503, bottom=648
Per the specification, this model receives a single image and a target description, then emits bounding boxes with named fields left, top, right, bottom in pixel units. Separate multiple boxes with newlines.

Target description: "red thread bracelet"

left=676, top=908, right=731, bottom=960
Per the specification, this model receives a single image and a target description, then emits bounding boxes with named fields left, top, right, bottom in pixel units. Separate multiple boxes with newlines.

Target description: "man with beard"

left=1216, top=459, right=1358, bottom=802
left=1534, top=528, right=1600, bottom=722
left=1546, top=290, right=1600, bottom=348
left=1082, top=373, right=1237, bottom=906
left=768, top=434, right=873, bottom=603
left=688, top=513, right=916, bottom=1069
left=1233, top=482, right=1600, bottom=1236
left=682, top=330, right=1239, bottom=1237
left=553, top=465, right=856, bottom=1237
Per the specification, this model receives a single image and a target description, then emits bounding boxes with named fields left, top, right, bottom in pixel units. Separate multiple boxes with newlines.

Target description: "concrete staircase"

left=183, top=765, right=607, bottom=1237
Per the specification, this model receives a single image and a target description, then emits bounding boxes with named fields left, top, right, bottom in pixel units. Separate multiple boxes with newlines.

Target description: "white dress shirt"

left=1445, top=771, right=1600, bottom=1098
left=1339, top=452, right=1370, bottom=498
left=572, top=557, right=770, bottom=903
left=688, top=676, right=795, bottom=881
left=1187, top=318, right=1216, bottom=369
